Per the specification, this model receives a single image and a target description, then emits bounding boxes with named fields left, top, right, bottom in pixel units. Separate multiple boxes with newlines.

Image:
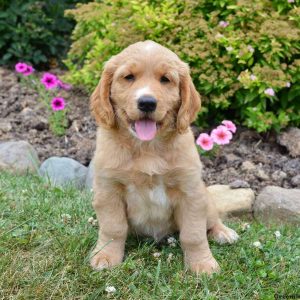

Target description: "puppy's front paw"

left=90, top=250, right=123, bottom=270
left=209, top=223, right=239, bottom=245
left=188, top=256, right=220, bottom=275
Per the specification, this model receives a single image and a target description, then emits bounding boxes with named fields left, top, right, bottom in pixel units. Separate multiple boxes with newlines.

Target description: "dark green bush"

left=65, top=0, right=300, bottom=132
left=0, top=0, right=88, bottom=67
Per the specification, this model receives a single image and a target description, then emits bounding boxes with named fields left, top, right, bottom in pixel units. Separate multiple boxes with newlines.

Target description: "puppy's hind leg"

left=206, top=192, right=239, bottom=245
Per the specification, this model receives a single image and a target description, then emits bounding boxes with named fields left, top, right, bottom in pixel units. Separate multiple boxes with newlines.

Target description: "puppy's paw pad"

left=210, top=225, right=239, bottom=245
left=189, top=257, right=220, bottom=275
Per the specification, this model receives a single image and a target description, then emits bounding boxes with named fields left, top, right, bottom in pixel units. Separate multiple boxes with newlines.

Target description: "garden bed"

left=0, top=67, right=96, bottom=166
left=0, top=67, right=299, bottom=192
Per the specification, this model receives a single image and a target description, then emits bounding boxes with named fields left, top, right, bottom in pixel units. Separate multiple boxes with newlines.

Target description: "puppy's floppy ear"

left=90, top=58, right=117, bottom=128
left=177, top=68, right=201, bottom=133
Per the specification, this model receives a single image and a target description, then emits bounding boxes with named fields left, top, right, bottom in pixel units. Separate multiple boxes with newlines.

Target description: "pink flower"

left=41, top=73, right=58, bottom=89
left=219, top=21, right=229, bottom=28
left=211, top=125, right=233, bottom=145
left=15, top=62, right=28, bottom=73
left=264, top=88, right=275, bottom=97
left=222, top=120, right=237, bottom=133
left=288, top=0, right=295, bottom=3
left=247, top=45, right=255, bottom=53
left=250, top=74, right=257, bottom=81
left=23, top=65, right=34, bottom=76
left=51, top=97, right=65, bottom=111
left=57, top=80, right=71, bottom=90
left=196, top=133, right=214, bottom=151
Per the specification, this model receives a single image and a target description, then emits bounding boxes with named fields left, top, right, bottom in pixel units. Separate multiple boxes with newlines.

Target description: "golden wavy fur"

left=90, top=41, right=238, bottom=274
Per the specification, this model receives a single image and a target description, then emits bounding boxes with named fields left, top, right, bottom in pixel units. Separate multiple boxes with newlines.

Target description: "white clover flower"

left=61, top=214, right=71, bottom=223
left=286, top=82, right=291, bottom=88
left=153, top=252, right=161, bottom=258
left=88, top=217, right=98, bottom=226
left=105, top=286, right=116, bottom=293
left=250, top=74, right=257, bottom=81
left=241, top=222, right=251, bottom=230
left=226, top=46, right=234, bottom=52
left=61, top=213, right=71, bottom=219
left=167, top=237, right=177, bottom=247
left=288, top=0, right=295, bottom=3
left=253, top=241, right=262, bottom=248
left=167, top=253, right=174, bottom=263
left=274, top=231, right=281, bottom=239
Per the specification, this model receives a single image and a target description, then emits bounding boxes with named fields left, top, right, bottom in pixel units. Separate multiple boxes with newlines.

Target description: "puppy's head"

left=91, top=41, right=201, bottom=141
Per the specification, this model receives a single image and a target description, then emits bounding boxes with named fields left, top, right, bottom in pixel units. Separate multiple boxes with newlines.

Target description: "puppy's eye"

left=160, top=76, right=170, bottom=83
left=124, top=74, right=135, bottom=81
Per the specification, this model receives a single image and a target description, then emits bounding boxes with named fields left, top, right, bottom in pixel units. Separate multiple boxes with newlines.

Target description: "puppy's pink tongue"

left=135, top=119, right=157, bottom=141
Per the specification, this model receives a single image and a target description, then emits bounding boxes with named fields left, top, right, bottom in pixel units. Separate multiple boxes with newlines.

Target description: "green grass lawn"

left=0, top=172, right=299, bottom=300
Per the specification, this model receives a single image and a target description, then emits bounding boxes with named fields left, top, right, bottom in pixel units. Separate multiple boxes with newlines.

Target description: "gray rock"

left=234, top=144, right=249, bottom=156
left=229, top=180, right=250, bottom=189
left=254, top=186, right=300, bottom=224
left=241, top=160, right=256, bottom=171
left=282, top=158, right=300, bottom=176
left=223, top=153, right=241, bottom=167
left=277, top=127, right=300, bottom=157
left=256, top=169, right=269, bottom=181
left=0, top=140, right=40, bottom=173
left=207, top=184, right=255, bottom=217
left=19, top=107, right=35, bottom=118
left=20, top=107, right=48, bottom=130
left=0, top=119, right=12, bottom=133
left=85, top=160, right=95, bottom=190
left=219, top=167, right=239, bottom=180
left=291, top=175, right=300, bottom=187
left=39, top=157, right=88, bottom=189
left=224, top=153, right=240, bottom=163
left=271, top=170, right=287, bottom=182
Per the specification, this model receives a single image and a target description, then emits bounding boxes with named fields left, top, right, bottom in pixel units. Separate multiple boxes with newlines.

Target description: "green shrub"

left=65, top=0, right=300, bottom=132
left=0, top=0, right=88, bottom=67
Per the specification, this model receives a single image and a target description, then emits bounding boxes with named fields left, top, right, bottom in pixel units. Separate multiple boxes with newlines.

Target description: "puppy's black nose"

left=137, top=96, right=157, bottom=113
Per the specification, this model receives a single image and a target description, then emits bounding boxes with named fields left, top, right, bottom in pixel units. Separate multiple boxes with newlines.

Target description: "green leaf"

left=244, top=91, right=258, bottom=103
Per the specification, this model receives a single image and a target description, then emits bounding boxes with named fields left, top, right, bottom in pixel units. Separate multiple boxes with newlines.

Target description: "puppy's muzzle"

left=137, top=95, right=157, bottom=113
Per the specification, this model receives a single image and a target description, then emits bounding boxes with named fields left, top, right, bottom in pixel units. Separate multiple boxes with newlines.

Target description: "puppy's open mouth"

left=131, top=118, right=159, bottom=141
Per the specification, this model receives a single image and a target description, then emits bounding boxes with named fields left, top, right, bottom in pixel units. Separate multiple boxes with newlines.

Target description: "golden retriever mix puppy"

left=90, top=40, right=238, bottom=274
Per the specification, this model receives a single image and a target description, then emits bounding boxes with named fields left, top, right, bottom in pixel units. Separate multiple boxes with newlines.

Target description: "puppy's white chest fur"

left=126, top=180, right=173, bottom=240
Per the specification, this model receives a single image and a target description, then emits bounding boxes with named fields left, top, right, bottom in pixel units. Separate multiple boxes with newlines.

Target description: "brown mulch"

left=1, top=67, right=299, bottom=192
